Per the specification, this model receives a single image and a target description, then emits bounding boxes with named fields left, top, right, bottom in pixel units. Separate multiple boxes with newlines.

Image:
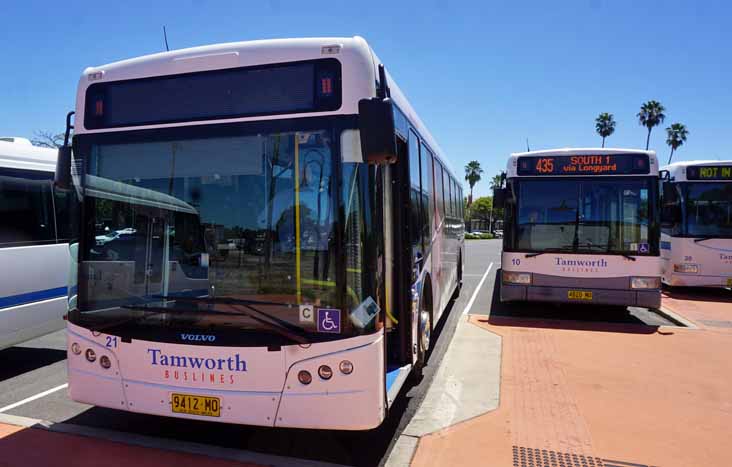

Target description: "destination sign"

left=686, top=165, right=732, bottom=180
left=516, top=154, right=650, bottom=176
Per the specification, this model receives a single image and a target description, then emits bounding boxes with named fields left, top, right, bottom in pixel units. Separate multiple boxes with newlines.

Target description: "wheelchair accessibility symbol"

left=317, top=308, right=341, bottom=334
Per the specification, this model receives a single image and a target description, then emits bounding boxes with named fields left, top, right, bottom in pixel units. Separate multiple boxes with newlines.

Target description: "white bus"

left=57, top=37, right=464, bottom=430
left=0, top=138, right=74, bottom=350
left=660, top=160, right=732, bottom=288
left=495, top=148, right=662, bottom=308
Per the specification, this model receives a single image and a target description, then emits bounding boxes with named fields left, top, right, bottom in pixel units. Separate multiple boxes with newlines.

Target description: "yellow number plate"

left=171, top=393, right=220, bottom=417
left=568, top=290, right=593, bottom=300
left=727, top=278, right=732, bottom=287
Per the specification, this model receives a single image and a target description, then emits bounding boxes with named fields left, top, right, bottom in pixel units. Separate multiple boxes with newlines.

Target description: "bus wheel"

left=414, top=302, right=432, bottom=379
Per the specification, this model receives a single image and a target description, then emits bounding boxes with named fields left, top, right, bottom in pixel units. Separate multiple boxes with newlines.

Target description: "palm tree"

left=489, top=174, right=502, bottom=189
left=665, top=123, right=689, bottom=164
left=595, top=112, right=616, bottom=148
left=637, top=100, right=666, bottom=150
left=464, top=160, right=483, bottom=205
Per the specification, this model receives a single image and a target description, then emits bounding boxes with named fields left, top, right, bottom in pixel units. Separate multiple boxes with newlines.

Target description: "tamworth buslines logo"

left=147, top=348, right=247, bottom=385
left=554, top=257, right=608, bottom=273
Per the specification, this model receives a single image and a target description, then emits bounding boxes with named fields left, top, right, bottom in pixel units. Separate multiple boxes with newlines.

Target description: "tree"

left=637, top=100, right=666, bottom=150
left=665, top=123, right=689, bottom=164
left=489, top=174, right=502, bottom=190
left=464, top=160, right=483, bottom=205
left=471, top=196, right=493, bottom=223
left=31, top=130, right=65, bottom=148
left=595, top=112, right=616, bottom=148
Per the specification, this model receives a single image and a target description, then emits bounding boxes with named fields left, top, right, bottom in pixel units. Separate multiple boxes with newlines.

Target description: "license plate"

left=171, top=393, right=220, bottom=417
left=568, top=290, right=593, bottom=300
left=727, top=278, right=732, bottom=287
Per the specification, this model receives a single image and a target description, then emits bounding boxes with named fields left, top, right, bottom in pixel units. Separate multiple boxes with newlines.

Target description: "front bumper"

left=665, top=273, right=732, bottom=288
left=501, top=283, right=661, bottom=308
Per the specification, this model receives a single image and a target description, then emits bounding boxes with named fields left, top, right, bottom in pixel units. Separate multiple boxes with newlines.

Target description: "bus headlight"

left=71, top=342, right=82, bottom=355
left=673, top=263, right=699, bottom=274
left=297, top=370, right=312, bottom=385
left=339, top=360, right=354, bottom=375
left=99, top=355, right=112, bottom=369
left=631, top=277, right=661, bottom=289
left=502, top=271, right=531, bottom=285
left=85, top=348, right=97, bottom=362
left=318, top=365, right=333, bottom=380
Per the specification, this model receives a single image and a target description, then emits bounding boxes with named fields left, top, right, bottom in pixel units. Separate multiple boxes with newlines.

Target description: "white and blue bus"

left=660, top=160, right=732, bottom=288
left=496, top=148, right=662, bottom=308
left=57, top=37, right=464, bottom=430
left=0, top=138, right=75, bottom=350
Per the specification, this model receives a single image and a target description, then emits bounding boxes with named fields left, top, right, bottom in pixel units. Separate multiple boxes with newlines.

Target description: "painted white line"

left=462, top=262, right=494, bottom=316
left=0, top=383, right=68, bottom=413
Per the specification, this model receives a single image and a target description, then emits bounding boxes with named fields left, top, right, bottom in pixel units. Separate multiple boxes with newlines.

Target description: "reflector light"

left=339, top=360, right=354, bottom=375
left=298, top=370, right=312, bottom=385
left=100, top=355, right=112, bottom=369
left=318, top=365, right=333, bottom=380
left=71, top=342, right=82, bottom=355
left=85, top=348, right=96, bottom=362
left=321, top=78, right=333, bottom=95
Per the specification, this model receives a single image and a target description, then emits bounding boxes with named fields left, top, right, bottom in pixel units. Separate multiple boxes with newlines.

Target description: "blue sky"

left=2, top=0, right=730, bottom=197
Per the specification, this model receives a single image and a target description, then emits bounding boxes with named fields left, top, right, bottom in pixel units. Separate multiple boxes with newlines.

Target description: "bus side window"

left=435, top=162, right=445, bottom=224
left=0, top=170, right=55, bottom=248
left=420, top=145, right=433, bottom=246
left=408, top=130, right=425, bottom=260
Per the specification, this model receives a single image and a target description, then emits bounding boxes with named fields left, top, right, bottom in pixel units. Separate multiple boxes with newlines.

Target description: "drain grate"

left=512, top=447, right=659, bottom=467
left=513, top=446, right=604, bottom=467
left=698, top=319, right=732, bottom=328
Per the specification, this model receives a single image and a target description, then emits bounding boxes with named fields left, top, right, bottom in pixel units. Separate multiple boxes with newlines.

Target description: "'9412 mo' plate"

left=567, top=290, right=593, bottom=300
left=171, top=393, right=220, bottom=417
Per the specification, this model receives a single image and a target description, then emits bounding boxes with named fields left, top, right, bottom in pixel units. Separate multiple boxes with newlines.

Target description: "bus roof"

left=662, top=159, right=732, bottom=182
left=0, top=139, right=56, bottom=172
left=507, top=147, right=657, bottom=177
left=75, top=37, right=453, bottom=179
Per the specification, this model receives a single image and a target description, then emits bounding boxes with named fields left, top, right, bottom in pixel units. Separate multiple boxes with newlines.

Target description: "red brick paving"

left=0, top=423, right=260, bottom=467
left=412, top=311, right=732, bottom=467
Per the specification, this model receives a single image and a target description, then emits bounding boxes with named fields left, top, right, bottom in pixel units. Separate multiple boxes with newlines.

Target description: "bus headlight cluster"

left=297, top=360, right=354, bottom=385
left=503, top=271, right=531, bottom=285
left=673, top=263, right=699, bottom=274
left=631, top=277, right=661, bottom=289
left=72, top=342, right=113, bottom=370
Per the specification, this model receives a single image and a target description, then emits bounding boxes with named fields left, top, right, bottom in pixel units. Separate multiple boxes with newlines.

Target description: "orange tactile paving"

left=662, top=289, right=732, bottom=331
left=0, top=423, right=262, bottom=467
left=412, top=316, right=732, bottom=467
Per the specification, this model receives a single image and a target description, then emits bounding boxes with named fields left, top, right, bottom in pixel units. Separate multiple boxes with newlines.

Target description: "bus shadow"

left=485, top=271, right=660, bottom=335
left=0, top=347, right=67, bottom=382
left=663, top=286, right=732, bottom=304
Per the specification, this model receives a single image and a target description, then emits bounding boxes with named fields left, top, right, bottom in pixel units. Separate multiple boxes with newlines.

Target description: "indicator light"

left=631, top=277, right=661, bottom=289
left=318, top=365, right=333, bottom=380
left=321, top=77, right=333, bottom=95
left=71, top=342, right=82, bottom=355
left=85, top=348, right=96, bottom=362
left=339, top=360, right=354, bottom=375
left=298, top=370, right=312, bottom=385
left=674, top=263, right=699, bottom=274
left=502, top=271, right=531, bottom=285
left=100, top=355, right=112, bottom=369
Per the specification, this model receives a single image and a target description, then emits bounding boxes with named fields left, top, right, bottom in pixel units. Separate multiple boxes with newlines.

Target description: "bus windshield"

left=683, top=182, right=732, bottom=237
left=511, top=178, right=655, bottom=255
left=71, top=125, right=375, bottom=344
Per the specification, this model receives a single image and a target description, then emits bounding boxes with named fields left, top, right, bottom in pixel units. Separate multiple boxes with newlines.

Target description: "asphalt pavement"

left=0, top=239, right=677, bottom=467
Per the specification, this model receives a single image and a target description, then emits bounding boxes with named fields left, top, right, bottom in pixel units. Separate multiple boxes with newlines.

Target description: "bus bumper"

left=501, top=283, right=661, bottom=308
left=666, top=273, right=732, bottom=288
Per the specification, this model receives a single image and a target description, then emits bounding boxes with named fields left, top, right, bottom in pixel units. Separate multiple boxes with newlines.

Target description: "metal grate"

left=512, top=446, right=658, bottom=467
left=513, top=446, right=604, bottom=467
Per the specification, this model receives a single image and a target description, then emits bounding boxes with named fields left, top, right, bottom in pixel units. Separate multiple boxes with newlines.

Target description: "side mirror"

left=358, top=98, right=397, bottom=164
left=493, top=188, right=507, bottom=209
left=55, top=145, right=72, bottom=190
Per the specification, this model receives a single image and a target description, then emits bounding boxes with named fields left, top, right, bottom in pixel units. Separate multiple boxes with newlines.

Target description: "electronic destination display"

left=686, top=165, right=732, bottom=181
left=517, top=154, right=650, bottom=176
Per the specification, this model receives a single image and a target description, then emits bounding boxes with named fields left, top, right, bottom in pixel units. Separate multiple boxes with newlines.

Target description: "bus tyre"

left=413, top=305, right=432, bottom=380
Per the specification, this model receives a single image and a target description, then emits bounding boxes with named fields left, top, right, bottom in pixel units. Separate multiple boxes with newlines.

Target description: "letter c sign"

left=299, top=305, right=314, bottom=323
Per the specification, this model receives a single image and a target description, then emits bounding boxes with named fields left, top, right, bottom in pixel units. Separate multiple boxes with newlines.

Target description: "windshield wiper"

left=524, top=248, right=570, bottom=258
left=694, top=237, right=715, bottom=243
left=90, top=301, right=309, bottom=345
left=159, top=296, right=310, bottom=344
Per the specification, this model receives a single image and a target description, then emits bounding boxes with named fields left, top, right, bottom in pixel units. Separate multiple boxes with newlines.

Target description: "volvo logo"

left=180, top=333, right=216, bottom=342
